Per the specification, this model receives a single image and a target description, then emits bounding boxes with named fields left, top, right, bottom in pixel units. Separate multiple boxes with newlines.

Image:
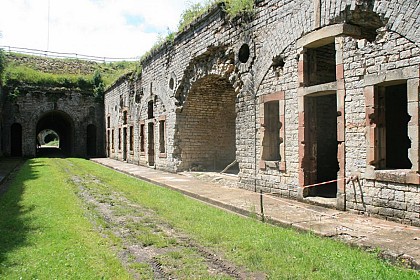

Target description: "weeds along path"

left=57, top=158, right=256, bottom=280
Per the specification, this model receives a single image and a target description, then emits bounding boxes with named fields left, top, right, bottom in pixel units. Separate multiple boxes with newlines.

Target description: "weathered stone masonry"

left=105, top=0, right=420, bottom=226
left=2, top=86, right=104, bottom=158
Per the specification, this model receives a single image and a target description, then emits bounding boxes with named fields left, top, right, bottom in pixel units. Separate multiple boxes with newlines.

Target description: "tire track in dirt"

left=58, top=159, right=265, bottom=279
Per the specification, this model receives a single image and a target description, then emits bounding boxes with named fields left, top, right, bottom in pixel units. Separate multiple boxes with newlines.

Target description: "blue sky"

left=0, top=0, right=205, bottom=58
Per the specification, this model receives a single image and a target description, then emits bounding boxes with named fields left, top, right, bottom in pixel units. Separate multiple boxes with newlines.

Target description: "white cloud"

left=0, top=0, right=204, bottom=59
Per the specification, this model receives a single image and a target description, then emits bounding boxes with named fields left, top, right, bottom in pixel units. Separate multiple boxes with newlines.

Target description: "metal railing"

left=0, top=45, right=140, bottom=62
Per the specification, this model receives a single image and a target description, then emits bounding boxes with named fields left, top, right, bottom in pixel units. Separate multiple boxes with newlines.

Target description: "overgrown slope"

left=1, top=52, right=137, bottom=95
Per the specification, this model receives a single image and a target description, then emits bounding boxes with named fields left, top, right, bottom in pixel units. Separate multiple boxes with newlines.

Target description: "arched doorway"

left=36, top=111, right=74, bottom=156
left=11, top=123, right=22, bottom=157
left=86, top=124, right=97, bottom=157
left=177, top=75, right=237, bottom=172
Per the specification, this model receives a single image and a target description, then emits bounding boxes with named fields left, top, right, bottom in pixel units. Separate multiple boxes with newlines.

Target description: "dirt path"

left=59, top=159, right=264, bottom=280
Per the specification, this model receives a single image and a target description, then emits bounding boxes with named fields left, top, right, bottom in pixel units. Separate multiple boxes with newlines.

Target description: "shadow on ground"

left=0, top=159, right=40, bottom=266
left=36, top=147, right=66, bottom=158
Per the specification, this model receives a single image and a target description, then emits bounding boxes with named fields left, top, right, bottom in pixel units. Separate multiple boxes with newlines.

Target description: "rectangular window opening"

left=148, top=101, right=154, bottom=119
left=123, top=111, right=128, bottom=125
left=305, top=43, right=336, bottom=86
left=262, top=101, right=281, bottom=161
left=140, top=124, right=145, bottom=153
left=118, top=128, right=121, bottom=150
left=107, top=116, right=110, bottom=128
left=111, top=130, right=114, bottom=150
left=129, top=126, right=134, bottom=151
left=376, top=83, right=412, bottom=169
left=159, top=120, right=166, bottom=153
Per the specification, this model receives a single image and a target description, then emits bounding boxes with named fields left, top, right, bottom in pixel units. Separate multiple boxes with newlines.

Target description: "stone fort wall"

left=105, top=0, right=420, bottom=226
left=2, top=86, right=104, bottom=158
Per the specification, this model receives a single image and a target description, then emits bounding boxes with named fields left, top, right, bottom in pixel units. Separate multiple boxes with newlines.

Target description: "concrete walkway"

left=92, top=158, right=420, bottom=270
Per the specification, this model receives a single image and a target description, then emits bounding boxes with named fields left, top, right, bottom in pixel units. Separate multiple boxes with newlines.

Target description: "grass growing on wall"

left=178, top=0, right=255, bottom=32
left=140, top=0, right=255, bottom=66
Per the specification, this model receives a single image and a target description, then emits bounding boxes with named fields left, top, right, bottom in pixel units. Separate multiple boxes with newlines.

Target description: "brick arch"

left=254, top=0, right=420, bottom=92
left=174, top=46, right=241, bottom=108
left=253, top=2, right=311, bottom=91
left=36, top=110, right=75, bottom=155
left=175, top=74, right=238, bottom=172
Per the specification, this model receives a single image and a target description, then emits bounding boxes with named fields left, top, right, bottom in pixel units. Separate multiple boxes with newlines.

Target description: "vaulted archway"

left=36, top=111, right=74, bottom=156
left=176, top=75, right=237, bottom=171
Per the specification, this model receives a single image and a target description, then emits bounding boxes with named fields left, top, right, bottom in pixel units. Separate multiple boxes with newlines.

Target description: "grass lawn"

left=1, top=157, right=419, bottom=279
left=0, top=158, right=130, bottom=279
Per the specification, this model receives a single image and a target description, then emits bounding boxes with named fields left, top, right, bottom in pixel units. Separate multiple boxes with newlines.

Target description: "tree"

left=92, top=69, right=105, bottom=101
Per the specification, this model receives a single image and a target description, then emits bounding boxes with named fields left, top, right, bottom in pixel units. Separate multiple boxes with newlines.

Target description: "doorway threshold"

left=303, top=196, right=336, bottom=209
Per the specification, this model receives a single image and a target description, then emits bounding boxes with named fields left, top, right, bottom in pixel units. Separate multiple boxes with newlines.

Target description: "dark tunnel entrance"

left=36, top=111, right=74, bottom=157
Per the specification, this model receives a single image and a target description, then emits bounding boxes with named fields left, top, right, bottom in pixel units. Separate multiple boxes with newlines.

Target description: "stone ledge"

left=365, top=168, right=420, bottom=185
left=364, top=66, right=419, bottom=86
left=297, top=24, right=361, bottom=48
left=302, top=81, right=337, bottom=96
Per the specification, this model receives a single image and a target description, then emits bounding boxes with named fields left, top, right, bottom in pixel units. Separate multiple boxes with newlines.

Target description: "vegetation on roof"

left=179, top=0, right=255, bottom=32
left=0, top=0, right=254, bottom=93
left=139, top=0, right=255, bottom=66
left=0, top=52, right=136, bottom=96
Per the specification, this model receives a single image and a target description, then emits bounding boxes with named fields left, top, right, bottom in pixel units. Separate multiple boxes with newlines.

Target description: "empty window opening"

left=169, top=78, right=175, bottom=90
left=111, top=129, right=115, bottom=150
left=305, top=43, right=336, bottom=86
left=376, top=83, right=411, bottom=169
left=148, top=101, right=154, bottom=119
left=148, top=122, right=155, bottom=166
left=304, top=93, right=339, bottom=198
left=123, top=111, right=128, bottom=125
left=123, top=127, right=127, bottom=161
left=119, top=95, right=124, bottom=108
left=262, top=101, right=281, bottom=161
left=159, top=120, right=166, bottom=153
left=107, top=116, right=110, bottom=128
left=238, top=44, right=250, bottom=63
left=140, top=124, right=145, bottom=153
left=129, top=126, right=134, bottom=151
left=118, top=128, right=121, bottom=150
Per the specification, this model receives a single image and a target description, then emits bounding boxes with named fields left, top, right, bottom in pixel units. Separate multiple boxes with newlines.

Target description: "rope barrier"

left=259, top=191, right=339, bottom=219
left=302, top=178, right=344, bottom=189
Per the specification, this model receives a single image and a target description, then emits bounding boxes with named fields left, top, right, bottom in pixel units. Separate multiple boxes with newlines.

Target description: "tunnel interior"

left=36, top=111, right=74, bottom=156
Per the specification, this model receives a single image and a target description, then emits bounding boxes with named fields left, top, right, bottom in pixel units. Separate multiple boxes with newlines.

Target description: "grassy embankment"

left=1, top=157, right=419, bottom=279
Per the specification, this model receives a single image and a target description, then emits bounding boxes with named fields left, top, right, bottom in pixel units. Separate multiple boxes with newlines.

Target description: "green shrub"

left=93, top=70, right=105, bottom=101
left=224, top=0, right=254, bottom=17
left=178, top=0, right=254, bottom=32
